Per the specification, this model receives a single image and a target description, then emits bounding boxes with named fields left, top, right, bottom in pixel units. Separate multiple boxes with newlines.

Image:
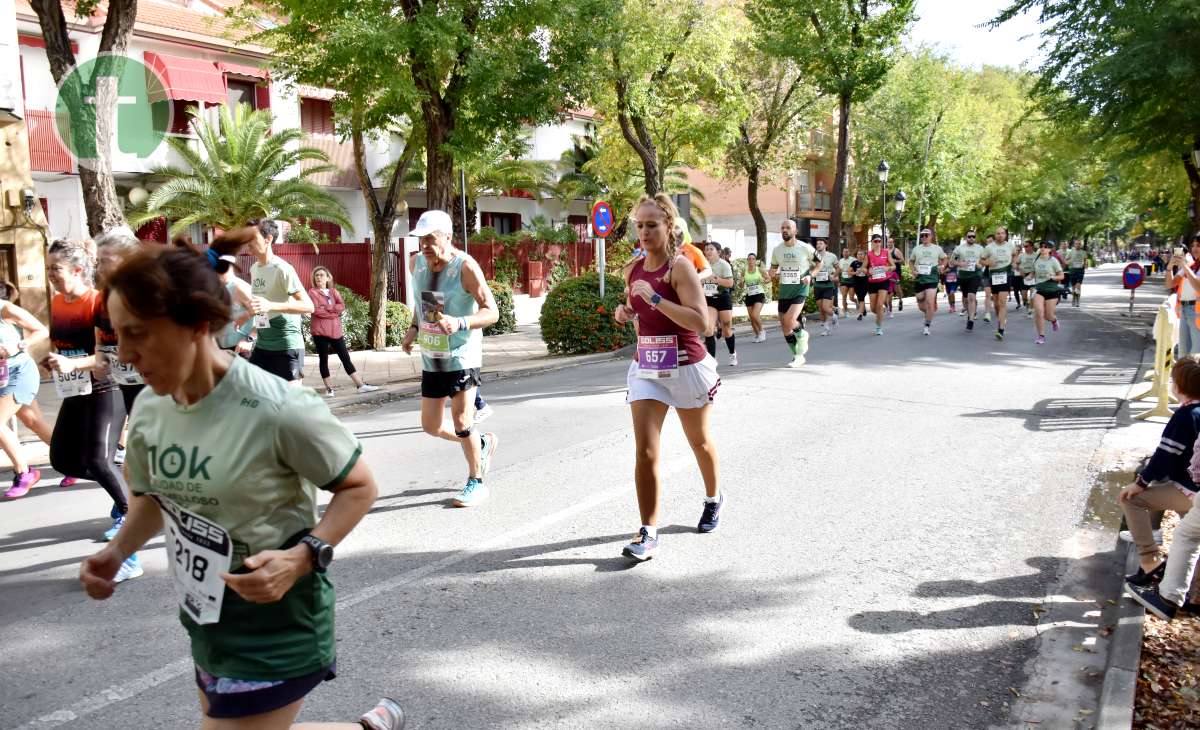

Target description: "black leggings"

left=313, top=335, right=356, bottom=379
left=50, top=389, right=127, bottom=515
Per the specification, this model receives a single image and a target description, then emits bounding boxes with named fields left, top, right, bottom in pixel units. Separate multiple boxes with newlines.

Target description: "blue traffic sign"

left=1123, top=262, right=1145, bottom=290
left=591, top=200, right=614, bottom=239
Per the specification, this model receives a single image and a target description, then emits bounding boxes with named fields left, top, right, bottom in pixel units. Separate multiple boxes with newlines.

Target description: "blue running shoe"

left=452, top=478, right=489, bottom=508
left=698, top=494, right=725, bottom=533
left=622, top=527, right=659, bottom=561
left=114, top=554, right=143, bottom=583
left=102, top=515, right=125, bottom=542
left=110, top=503, right=122, bottom=519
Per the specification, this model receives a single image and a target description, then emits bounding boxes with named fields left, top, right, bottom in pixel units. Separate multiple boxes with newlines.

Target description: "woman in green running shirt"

left=743, top=253, right=768, bottom=343
left=79, top=246, right=405, bottom=730
left=1031, top=240, right=1065, bottom=345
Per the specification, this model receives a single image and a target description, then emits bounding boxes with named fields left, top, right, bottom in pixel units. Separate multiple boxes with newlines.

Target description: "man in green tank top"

left=908, top=229, right=947, bottom=336
left=402, top=210, right=501, bottom=508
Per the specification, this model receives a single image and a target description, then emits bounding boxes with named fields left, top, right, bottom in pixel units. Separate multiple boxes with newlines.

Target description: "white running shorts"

left=626, top=355, right=720, bottom=409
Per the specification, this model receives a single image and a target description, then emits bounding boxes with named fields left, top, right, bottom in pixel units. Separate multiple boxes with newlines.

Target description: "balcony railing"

left=796, top=191, right=831, bottom=212
left=26, top=109, right=74, bottom=173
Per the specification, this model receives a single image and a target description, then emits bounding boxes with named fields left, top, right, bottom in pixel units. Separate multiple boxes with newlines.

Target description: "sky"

left=907, top=0, right=1047, bottom=71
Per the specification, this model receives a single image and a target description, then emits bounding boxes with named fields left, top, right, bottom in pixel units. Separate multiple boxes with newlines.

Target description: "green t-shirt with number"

left=127, top=356, right=363, bottom=681
left=770, top=241, right=817, bottom=299
left=909, top=244, right=947, bottom=284
left=1068, top=249, right=1087, bottom=269
left=250, top=256, right=305, bottom=352
left=743, top=268, right=766, bottom=298
left=952, top=243, right=985, bottom=278
left=983, top=241, right=1016, bottom=274
left=1017, top=252, right=1037, bottom=275
left=813, top=251, right=839, bottom=288
left=838, top=257, right=856, bottom=283
left=1033, top=256, right=1064, bottom=291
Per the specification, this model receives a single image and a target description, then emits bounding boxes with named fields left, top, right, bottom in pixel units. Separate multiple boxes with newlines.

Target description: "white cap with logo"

left=410, top=209, right=454, bottom=237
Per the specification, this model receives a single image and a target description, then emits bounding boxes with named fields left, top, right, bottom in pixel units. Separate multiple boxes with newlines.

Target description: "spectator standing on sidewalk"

left=308, top=267, right=379, bottom=398
left=1166, top=234, right=1200, bottom=356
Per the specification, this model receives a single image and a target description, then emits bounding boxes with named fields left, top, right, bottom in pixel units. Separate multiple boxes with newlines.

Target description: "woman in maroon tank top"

left=611, top=194, right=725, bottom=561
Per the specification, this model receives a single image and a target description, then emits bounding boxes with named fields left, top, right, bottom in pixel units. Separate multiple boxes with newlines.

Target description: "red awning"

left=144, top=51, right=226, bottom=105
left=216, top=62, right=269, bottom=82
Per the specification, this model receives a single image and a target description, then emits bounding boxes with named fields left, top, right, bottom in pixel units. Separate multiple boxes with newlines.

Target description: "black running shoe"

left=1125, top=583, right=1178, bottom=621
left=698, top=494, right=725, bottom=533
left=966, top=319, right=974, bottom=331
left=1125, top=561, right=1166, bottom=587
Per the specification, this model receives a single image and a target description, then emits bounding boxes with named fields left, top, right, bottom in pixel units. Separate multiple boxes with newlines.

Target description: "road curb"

left=1095, top=542, right=1146, bottom=729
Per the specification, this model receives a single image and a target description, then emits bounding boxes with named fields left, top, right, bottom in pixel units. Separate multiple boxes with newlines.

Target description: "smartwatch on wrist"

left=459, top=316, right=469, bottom=332
left=1135, top=475, right=1149, bottom=488
left=300, top=535, right=333, bottom=573
left=649, top=293, right=662, bottom=309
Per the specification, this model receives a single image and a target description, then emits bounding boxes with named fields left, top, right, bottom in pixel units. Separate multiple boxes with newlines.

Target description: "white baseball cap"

left=411, top=209, right=454, bottom=237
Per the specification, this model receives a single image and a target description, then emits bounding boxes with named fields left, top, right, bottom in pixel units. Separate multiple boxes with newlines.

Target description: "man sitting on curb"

left=1120, top=354, right=1200, bottom=618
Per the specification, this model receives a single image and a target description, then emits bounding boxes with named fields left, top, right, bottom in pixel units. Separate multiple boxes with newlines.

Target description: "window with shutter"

left=300, top=98, right=334, bottom=135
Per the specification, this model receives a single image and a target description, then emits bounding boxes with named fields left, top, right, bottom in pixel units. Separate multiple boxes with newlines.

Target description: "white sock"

left=704, top=493, right=721, bottom=504
left=641, top=525, right=657, bottom=539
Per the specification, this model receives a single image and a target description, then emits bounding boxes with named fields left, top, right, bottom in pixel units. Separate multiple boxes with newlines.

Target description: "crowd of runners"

left=0, top=204, right=1113, bottom=728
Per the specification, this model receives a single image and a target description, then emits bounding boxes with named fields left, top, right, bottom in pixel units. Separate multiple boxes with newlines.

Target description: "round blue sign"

left=1123, top=262, right=1145, bottom=290
left=591, top=201, right=614, bottom=239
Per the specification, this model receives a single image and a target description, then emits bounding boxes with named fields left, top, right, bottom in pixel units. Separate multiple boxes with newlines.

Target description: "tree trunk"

left=31, top=0, right=137, bottom=236
left=423, top=99, right=456, bottom=228
left=747, top=163, right=767, bottom=259
left=1184, top=147, right=1200, bottom=233
left=368, top=219, right=395, bottom=349
left=926, top=211, right=939, bottom=244
left=829, top=91, right=852, bottom=246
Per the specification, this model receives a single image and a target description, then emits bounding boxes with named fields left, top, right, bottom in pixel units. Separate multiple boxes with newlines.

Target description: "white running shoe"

left=923, top=325, right=930, bottom=336
left=1119, top=529, right=1163, bottom=545
left=475, top=404, right=495, bottom=424
left=831, top=315, right=838, bottom=329
left=787, top=353, right=806, bottom=368
left=820, top=325, right=829, bottom=336
left=729, top=353, right=738, bottom=367
left=983, top=313, right=992, bottom=323
left=114, top=554, right=143, bottom=583
left=357, top=384, right=380, bottom=394
left=887, top=311, right=894, bottom=319
left=756, top=332, right=767, bottom=343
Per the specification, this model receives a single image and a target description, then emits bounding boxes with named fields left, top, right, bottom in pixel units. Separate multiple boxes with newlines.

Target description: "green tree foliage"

left=589, top=0, right=748, bottom=196
left=128, top=105, right=351, bottom=237
left=723, top=49, right=826, bottom=258
left=747, top=0, right=916, bottom=244
left=994, top=0, right=1200, bottom=231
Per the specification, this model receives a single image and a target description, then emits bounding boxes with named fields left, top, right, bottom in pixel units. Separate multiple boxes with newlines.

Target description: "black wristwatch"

left=300, top=535, right=334, bottom=573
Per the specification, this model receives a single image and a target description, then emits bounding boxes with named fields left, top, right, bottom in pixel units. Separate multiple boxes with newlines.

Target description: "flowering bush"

left=539, top=271, right=634, bottom=355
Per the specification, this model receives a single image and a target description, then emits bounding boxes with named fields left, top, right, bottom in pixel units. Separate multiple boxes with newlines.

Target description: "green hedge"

left=540, top=271, right=635, bottom=355
left=485, top=280, right=517, bottom=336
left=302, top=284, right=412, bottom=352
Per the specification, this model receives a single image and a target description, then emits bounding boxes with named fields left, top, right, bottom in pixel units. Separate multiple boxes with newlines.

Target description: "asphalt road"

left=1, top=265, right=1150, bottom=729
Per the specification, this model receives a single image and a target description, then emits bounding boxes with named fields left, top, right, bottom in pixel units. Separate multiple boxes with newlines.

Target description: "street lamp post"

left=894, top=189, right=907, bottom=257
left=1026, top=219, right=1034, bottom=244
left=877, top=160, right=890, bottom=246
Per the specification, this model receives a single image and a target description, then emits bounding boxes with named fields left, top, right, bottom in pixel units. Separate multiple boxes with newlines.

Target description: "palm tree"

left=128, top=105, right=352, bottom=241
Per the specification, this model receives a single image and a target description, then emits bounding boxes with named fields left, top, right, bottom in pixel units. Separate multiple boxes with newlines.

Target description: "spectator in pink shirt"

left=309, top=267, right=379, bottom=397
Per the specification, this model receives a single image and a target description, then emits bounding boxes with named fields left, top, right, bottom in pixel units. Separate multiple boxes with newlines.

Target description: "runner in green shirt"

left=743, top=253, right=768, bottom=343
left=768, top=219, right=818, bottom=367
left=812, top=238, right=840, bottom=336
left=908, top=228, right=947, bottom=336
left=1067, top=239, right=1088, bottom=307
left=1031, top=239, right=1065, bottom=344
left=838, top=247, right=857, bottom=318
left=951, top=231, right=986, bottom=331
left=1017, top=242, right=1037, bottom=318
left=981, top=226, right=1018, bottom=341
left=79, top=245, right=405, bottom=730
left=247, top=220, right=314, bottom=385
left=702, top=241, right=738, bottom=366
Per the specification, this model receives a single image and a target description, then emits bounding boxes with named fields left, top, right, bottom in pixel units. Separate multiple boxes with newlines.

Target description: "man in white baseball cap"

left=402, top=210, right=501, bottom=507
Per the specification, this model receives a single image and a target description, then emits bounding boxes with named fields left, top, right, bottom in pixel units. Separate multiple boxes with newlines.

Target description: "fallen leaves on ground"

left=1134, top=512, right=1200, bottom=729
